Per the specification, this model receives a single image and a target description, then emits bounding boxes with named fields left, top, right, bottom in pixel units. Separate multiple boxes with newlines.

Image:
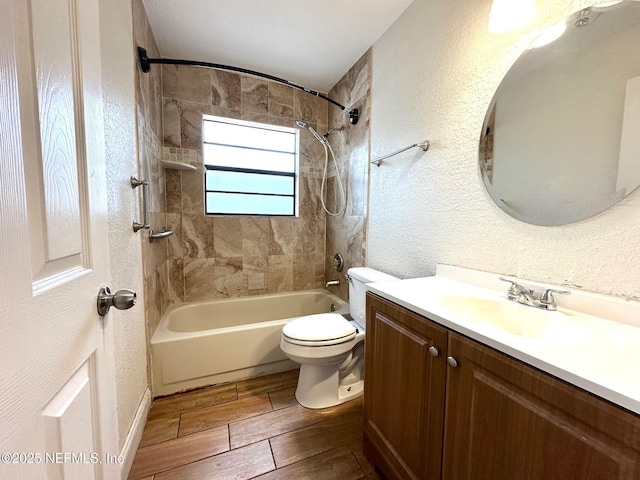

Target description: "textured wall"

left=325, top=51, right=372, bottom=300
left=369, top=0, right=640, bottom=299
left=161, top=65, right=329, bottom=303
left=100, top=0, right=148, bottom=449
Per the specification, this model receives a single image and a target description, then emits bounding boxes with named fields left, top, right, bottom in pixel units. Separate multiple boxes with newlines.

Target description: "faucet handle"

left=499, top=277, right=526, bottom=299
left=499, top=276, right=519, bottom=289
left=539, top=288, right=570, bottom=310
left=498, top=277, right=533, bottom=302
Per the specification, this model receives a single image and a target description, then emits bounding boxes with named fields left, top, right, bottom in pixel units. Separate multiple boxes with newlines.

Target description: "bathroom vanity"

left=362, top=267, right=640, bottom=480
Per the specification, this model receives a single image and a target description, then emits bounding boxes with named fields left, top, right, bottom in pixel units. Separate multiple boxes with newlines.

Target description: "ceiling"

left=141, top=0, right=414, bottom=92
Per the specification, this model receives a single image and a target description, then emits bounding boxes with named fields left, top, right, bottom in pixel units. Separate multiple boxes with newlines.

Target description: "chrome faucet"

left=325, top=280, right=340, bottom=288
left=499, top=277, right=570, bottom=311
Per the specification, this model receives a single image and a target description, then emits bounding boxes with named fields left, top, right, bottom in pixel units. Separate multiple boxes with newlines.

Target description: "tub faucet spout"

left=326, top=280, right=340, bottom=288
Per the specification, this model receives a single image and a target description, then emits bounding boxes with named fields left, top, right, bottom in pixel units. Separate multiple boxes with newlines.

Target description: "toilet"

left=280, top=267, right=398, bottom=409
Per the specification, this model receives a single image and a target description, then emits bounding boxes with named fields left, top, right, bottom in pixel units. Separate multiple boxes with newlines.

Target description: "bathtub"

left=150, top=289, right=349, bottom=396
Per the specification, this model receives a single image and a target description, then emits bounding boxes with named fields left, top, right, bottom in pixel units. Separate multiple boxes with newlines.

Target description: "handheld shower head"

left=295, top=119, right=326, bottom=144
left=294, top=120, right=346, bottom=216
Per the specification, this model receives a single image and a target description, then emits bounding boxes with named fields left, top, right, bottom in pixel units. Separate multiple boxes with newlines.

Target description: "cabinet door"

left=443, top=333, right=640, bottom=480
left=364, top=293, right=448, bottom=480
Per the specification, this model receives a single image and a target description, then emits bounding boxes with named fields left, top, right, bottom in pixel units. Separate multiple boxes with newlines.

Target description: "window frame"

left=202, top=114, right=300, bottom=217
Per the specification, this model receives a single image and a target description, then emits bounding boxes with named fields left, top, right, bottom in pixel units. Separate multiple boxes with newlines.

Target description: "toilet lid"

left=282, top=313, right=356, bottom=343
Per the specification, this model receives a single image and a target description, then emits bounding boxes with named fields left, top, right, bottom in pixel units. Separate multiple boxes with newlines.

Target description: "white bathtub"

left=150, top=289, right=349, bottom=396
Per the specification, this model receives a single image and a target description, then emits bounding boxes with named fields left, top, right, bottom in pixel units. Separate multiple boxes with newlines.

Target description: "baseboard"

left=119, top=387, right=151, bottom=480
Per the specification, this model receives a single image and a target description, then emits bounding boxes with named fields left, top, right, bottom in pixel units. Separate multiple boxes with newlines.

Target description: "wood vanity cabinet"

left=364, top=293, right=640, bottom=480
left=363, top=292, right=448, bottom=479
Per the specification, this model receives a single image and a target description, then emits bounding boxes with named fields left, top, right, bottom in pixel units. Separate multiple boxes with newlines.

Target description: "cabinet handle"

left=446, top=356, right=458, bottom=368
left=428, top=346, right=440, bottom=357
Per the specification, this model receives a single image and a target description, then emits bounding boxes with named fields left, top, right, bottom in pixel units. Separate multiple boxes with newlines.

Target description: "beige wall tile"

left=269, top=82, right=294, bottom=118
left=243, top=254, right=268, bottom=273
left=211, top=104, right=241, bottom=119
left=214, top=256, right=245, bottom=298
left=241, top=76, right=268, bottom=114
left=267, top=255, right=293, bottom=293
left=211, top=70, right=241, bottom=110
left=247, top=273, right=266, bottom=291
left=162, top=97, right=181, bottom=148
left=179, top=101, right=211, bottom=150
left=174, top=65, right=212, bottom=104
left=244, top=253, right=268, bottom=293
left=168, top=258, right=185, bottom=303
left=165, top=213, right=183, bottom=258
left=293, top=254, right=316, bottom=291
left=269, top=218, right=297, bottom=255
left=180, top=169, right=204, bottom=214
left=294, top=89, right=318, bottom=123
left=213, top=217, right=243, bottom=257
left=241, top=111, right=270, bottom=124
left=161, top=64, right=179, bottom=98
left=241, top=217, right=269, bottom=257
left=182, top=213, right=215, bottom=259
left=165, top=169, right=182, bottom=213
left=183, top=258, right=216, bottom=302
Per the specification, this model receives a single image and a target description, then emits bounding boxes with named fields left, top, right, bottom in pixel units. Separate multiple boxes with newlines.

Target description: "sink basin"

left=438, top=295, right=569, bottom=338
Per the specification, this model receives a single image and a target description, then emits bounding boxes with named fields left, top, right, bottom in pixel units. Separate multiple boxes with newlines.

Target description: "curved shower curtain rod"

left=137, top=47, right=359, bottom=125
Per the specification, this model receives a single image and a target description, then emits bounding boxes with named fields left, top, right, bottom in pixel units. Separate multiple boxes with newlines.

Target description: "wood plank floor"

left=128, top=370, right=384, bottom=479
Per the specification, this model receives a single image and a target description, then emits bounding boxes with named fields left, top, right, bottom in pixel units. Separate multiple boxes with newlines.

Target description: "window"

left=203, top=115, right=299, bottom=216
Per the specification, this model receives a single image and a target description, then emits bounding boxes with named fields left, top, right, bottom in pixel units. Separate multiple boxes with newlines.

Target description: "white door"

left=0, top=0, right=120, bottom=479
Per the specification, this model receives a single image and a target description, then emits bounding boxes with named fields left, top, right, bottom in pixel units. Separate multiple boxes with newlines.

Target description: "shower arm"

left=137, top=47, right=359, bottom=125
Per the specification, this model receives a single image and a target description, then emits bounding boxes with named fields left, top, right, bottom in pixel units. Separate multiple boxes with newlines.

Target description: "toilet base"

left=294, top=363, right=364, bottom=409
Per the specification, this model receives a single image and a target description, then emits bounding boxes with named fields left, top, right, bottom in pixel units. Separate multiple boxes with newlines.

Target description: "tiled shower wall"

left=133, top=0, right=169, bottom=341
left=324, top=52, right=371, bottom=300
left=134, top=2, right=370, bottom=325
left=161, top=65, right=330, bottom=302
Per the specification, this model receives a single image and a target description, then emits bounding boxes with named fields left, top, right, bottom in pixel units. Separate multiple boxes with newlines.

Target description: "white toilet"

left=280, top=267, right=398, bottom=409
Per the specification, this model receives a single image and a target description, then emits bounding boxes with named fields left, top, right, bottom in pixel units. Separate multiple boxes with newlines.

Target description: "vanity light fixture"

left=592, top=0, right=624, bottom=9
left=488, top=0, right=537, bottom=34
left=528, top=20, right=567, bottom=49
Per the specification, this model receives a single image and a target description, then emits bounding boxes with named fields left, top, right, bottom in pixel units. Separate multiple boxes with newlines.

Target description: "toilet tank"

left=347, top=267, right=398, bottom=325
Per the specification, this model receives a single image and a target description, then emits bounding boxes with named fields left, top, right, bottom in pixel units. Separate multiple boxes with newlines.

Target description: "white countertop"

left=366, top=265, right=640, bottom=415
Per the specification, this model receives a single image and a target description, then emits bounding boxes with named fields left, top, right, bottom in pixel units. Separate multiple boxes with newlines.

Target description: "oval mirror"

left=479, top=1, right=640, bottom=226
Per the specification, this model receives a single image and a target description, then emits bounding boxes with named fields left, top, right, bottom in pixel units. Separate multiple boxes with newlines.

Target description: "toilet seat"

left=282, top=313, right=356, bottom=347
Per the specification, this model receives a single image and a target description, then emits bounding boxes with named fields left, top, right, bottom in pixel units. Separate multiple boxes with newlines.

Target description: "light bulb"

left=529, top=20, right=567, bottom=48
left=489, top=0, right=537, bottom=34
left=593, top=0, right=623, bottom=7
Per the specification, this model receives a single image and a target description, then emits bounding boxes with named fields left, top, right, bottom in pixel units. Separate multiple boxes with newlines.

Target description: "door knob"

left=97, top=287, right=137, bottom=316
